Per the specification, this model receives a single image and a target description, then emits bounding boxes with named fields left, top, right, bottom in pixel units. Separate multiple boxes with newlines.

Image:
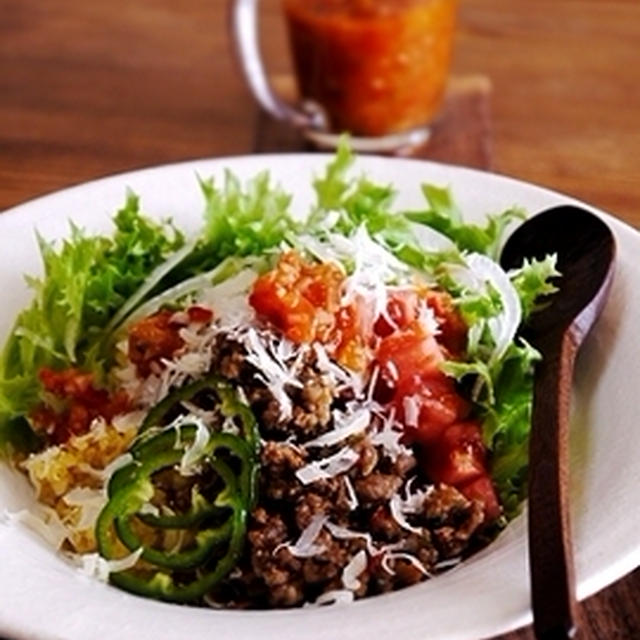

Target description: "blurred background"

left=1, top=0, right=639, bottom=218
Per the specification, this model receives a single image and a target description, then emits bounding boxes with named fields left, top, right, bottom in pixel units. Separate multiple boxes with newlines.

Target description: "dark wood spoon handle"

left=529, top=330, right=580, bottom=640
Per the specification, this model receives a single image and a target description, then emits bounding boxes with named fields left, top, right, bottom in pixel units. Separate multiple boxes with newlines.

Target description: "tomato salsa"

left=283, top=0, right=458, bottom=136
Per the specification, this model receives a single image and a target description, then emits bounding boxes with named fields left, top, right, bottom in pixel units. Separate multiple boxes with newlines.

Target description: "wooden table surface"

left=1, top=1, right=639, bottom=638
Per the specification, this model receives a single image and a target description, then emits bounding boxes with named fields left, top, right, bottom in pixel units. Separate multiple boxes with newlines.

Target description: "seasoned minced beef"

left=201, top=333, right=490, bottom=608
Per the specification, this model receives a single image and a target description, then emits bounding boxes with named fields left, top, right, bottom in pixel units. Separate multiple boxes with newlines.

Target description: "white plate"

left=0, top=154, right=638, bottom=640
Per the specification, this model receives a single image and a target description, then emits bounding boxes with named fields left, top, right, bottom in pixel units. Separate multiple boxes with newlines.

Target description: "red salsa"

left=283, top=0, right=458, bottom=136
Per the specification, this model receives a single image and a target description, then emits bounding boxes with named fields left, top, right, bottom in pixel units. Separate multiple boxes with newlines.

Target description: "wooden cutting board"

left=253, top=74, right=493, bottom=170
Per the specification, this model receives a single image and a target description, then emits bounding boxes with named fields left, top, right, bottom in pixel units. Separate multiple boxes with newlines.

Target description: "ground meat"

left=248, top=508, right=305, bottom=606
left=391, top=451, right=417, bottom=476
left=259, top=441, right=307, bottom=501
left=369, top=505, right=403, bottom=541
left=211, top=335, right=337, bottom=440
left=295, top=492, right=333, bottom=530
left=353, top=436, right=379, bottom=476
left=422, top=485, right=486, bottom=557
left=180, top=330, right=495, bottom=608
left=355, top=472, right=402, bottom=504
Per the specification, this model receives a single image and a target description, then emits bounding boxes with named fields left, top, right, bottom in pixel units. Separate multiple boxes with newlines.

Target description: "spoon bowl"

left=502, top=205, right=616, bottom=342
left=500, top=205, right=616, bottom=640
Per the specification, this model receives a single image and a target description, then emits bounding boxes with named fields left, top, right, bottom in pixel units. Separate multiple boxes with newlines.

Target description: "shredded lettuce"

left=509, top=255, right=560, bottom=318
left=0, top=194, right=183, bottom=453
left=405, top=185, right=527, bottom=260
left=196, top=170, right=296, bottom=268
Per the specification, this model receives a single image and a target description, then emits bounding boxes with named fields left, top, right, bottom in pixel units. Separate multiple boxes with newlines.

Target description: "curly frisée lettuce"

left=0, top=194, right=184, bottom=453
left=0, top=143, right=560, bottom=588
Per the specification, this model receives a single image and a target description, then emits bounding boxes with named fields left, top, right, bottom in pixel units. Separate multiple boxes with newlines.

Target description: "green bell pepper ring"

left=139, top=375, right=260, bottom=456
left=109, top=496, right=246, bottom=603
left=96, top=424, right=252, bottom=601
left=114, top=458, right=237, bottom=571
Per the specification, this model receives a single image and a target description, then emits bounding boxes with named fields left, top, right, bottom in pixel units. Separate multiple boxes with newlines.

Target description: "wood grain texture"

left=254, top=73, right=493, bottom=168
left=0, top=1, right=639, bottom=639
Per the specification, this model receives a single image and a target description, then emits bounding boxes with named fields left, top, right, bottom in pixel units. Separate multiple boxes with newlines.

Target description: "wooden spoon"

left=500, top=205, right=616, bottom=640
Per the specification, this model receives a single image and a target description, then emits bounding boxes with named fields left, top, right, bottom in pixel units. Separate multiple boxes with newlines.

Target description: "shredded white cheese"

left=343, top=475, right=359, bottom=511
left=77, top=547, right=143, bottom=582
left=62, top=487, right=107, bottom=530
left=381, top=551, right=431, bottom=578
left=178, top=416, right=211, bottom=475
left=389, top=493, right=423, bottom=535
left=370, top=408, right=411, bottom=462
left=111, top=410, right=146, bottom=435
left=243, top=328, right=302, bottom=420
left=196, top=268, right=257, bottom=329
left=308, top=589, right=355, bottom=607
left=303, top=408, right=370, bottom=449
left=295, top=446, right=360, bottom=485
left=325, top=520, right=375, bottom=555
left=274, top=514, right=328, bottom=558
left=3, top=506, right=68, bottom=550
left=341, top=549, right=368, bottom=591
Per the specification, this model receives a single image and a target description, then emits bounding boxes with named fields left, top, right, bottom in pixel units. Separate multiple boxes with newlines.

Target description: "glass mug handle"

left=229, top=0, right=327, bottom=131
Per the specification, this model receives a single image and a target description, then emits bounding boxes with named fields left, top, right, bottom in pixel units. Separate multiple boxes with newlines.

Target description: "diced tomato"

left=249, top=251, right=344, bottom=344
left=459, top=475, right=502, bottom=521
left=376, top=321, right=444, bottom=384
left=40, top=366, right=92, bottom=396
left=423, top=421, right=487, bottom=486
left=186, top=305, right=214, bottom=324
left=374, top=321, right=469, bottom=442
left=331, top=296, right=375, bottom=371
left=373, top=288, right=467, bottom=358
left=400, top=375, right=470, bottom=444
left=373, top=289, right=420, bottom=337
left=250, top=275, right=316, bottom=342
left=425, top=290, right=467, bottom=356
left=128, top=310, right=185, bottom=377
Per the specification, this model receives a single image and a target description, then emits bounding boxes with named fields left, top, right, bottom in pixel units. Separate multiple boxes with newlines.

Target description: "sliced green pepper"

left=96, top=420, right=254, bottom=602
left=110, top=498, right=246, bottom=603
left=114, top=458, right=237, bottom=571
left=139, top=374, right=260, bottom=456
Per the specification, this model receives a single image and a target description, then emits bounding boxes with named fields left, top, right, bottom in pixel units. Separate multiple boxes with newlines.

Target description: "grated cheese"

left=325, top=520, right=375, bottom=555
left=303, top=407, right=370, bottom=449
left=274, top=514, right=327, bottom=558
left=295, top=446, right=360, bottom=485
left=343, top=475, right=359, bottom=511
left=389, top=493, right=422, bottom=535
left=77, top=547, right=143, bottom=582
left=313, top=343, right=364, bottom=395
left=62, top=487, right=107, bottom=531
left=370, top=408, right=411, bottom=463
left=381, top=551, right=431, bottom=578
left=196, top=268, right=257, bottom=330
left=308, top=589, right=354, bottom=607
left=243, top=328, right=302, bottom=420
left=341, top=549, right=368, bottom=591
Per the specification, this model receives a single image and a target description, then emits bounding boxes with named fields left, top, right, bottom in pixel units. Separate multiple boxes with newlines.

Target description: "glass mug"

left=230, top=0, right=458, bottom=151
